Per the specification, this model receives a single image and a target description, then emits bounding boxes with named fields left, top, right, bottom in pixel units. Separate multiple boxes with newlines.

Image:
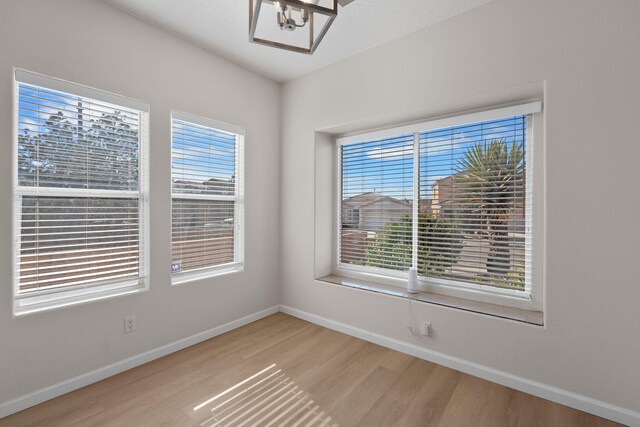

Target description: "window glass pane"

left=18, top=84, right=140, bottom=191
left=171, top=199, right=235, bottom=273
left=418, top=115, right=529, bottom=290
left=340, top=134, right=414, bottom=272
left=19, top=196, right=140, bottom=294
left=172, top=120, right=236, bottom=196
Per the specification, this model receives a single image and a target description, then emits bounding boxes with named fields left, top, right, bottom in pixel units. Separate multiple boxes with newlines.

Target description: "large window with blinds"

left=337, top=103, right=541, bottom=301
left=171, top=112, right=244, bottom=283
left=13, top=70, right=149, bottom=315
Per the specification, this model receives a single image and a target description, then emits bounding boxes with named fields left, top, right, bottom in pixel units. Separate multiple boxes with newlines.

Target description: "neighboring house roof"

left=173, top=177, right=233, bottom=194
left=173, top=179, right=206, bottom=191
left=343, top=192, right=410, bottom=209
left=204, top=177, right=233, bottom=186
left=343, top=192, right=384, bottom=206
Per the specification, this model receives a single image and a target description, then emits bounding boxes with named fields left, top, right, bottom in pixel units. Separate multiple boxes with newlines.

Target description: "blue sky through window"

left=17, top=82, right=142, bottom=191
left=342, top=115, right=526, bottom=201
left=18, top=84, right=140, bottom=133
left=171, top=119, right=237, bottom=189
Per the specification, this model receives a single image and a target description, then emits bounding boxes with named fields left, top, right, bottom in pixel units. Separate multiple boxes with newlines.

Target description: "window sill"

left=171, top=262, right=244, bottom=286
left=14, top=281, right=147, bottom=317
left=316, top=274, right=544, bottom=326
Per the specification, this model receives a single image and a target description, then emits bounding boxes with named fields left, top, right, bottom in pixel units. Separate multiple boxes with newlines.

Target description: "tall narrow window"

left=337, top=103, right=539, bottom=301
left=14, top=70, right=149, bottom=315
left=171, top=112, right=244, bottom=283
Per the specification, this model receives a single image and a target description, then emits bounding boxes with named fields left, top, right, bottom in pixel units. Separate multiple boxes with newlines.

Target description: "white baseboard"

left=280, top=305, right=640, bottom=427
left=0, top=306, right=279, bottom=420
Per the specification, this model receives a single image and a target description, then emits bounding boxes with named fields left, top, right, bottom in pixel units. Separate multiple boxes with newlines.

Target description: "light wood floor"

left=1, top=313, right=620, bottom=427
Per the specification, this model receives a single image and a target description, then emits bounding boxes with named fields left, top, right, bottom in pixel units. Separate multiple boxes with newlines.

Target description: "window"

left=337, top=103, right=541, bottom=306
left=171, top=111, right=244, bottom=283
left=14, top=70, right=149, bottom=315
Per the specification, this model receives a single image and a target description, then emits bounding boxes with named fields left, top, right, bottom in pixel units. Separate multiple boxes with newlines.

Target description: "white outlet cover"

left=124, top=316, right=136, bottom=333
left=421, top=321, right=431, bottom=337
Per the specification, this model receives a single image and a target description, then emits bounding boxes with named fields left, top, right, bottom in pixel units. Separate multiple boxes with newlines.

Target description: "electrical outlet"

left=124, top=316, right=136, bottom=333
left=421, top=321, right=431, bottom=337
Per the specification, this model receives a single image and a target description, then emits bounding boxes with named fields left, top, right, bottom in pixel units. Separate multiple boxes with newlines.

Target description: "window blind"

left=340, top=134, right=414, bottom=273
left=418, top=115, right=530, bottom=290
left=171, top=113, right=243, bottom=281
left=338, top=107, right=535, bottom=294
left=14, top=74, right=147, bottom=312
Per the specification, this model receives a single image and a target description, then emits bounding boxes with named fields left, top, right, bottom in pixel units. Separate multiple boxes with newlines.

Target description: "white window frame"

left=12, top=69, right=150, bottom=316
left=170, top=111, right=245, bottom=285
left=335, top=102, right=544, bottom=311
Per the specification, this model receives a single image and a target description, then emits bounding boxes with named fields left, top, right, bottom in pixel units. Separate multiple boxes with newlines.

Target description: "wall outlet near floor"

left=421, top=321, right=431, bottom=337
left=124, top=316, right=136, bottom=333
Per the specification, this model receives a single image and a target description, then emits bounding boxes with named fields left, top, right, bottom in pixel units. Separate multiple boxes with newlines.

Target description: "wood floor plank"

left=357, top=358, right=438, bottom=427
left=378, top=350, right=417, bottom=375
left=396, top=365, right=462, bottom=427
left=329, top=366, right=399, bottom=425
left=0, top=314, right=622, bottom=427
left=436, top=374, right=512, bottom=427
left=302, top=342, right=389, bottom=411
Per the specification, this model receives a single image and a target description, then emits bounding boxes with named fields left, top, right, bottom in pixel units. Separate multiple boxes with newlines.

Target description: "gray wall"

left=0, top=0, right=281, bottom=404
left=281, top=0, right=640, bottom=414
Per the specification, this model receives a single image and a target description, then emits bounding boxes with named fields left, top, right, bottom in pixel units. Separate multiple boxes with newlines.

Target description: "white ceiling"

left=101, top=0, right=494, bottom=83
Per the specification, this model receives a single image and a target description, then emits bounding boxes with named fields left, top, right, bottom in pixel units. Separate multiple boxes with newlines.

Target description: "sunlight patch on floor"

left=193, top=364, right=337, bottom=427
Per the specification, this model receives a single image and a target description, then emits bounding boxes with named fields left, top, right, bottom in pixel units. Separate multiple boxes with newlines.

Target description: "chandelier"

left=249, top=0, right=339, bottom=54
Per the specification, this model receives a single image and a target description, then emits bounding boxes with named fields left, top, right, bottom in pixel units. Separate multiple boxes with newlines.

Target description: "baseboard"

left=280, top=305, right=640, bottom=427
left=0, top=305, right=280, bottom=419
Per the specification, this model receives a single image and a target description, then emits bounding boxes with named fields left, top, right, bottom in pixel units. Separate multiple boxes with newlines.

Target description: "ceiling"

left=101, top=0, right=494, bottom=83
